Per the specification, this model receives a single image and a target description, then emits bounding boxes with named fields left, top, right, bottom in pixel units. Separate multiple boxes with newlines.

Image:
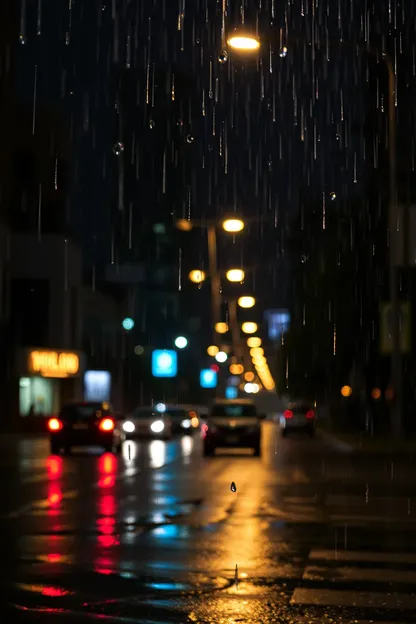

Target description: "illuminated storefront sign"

left=29, top=350, right=80, bottom=378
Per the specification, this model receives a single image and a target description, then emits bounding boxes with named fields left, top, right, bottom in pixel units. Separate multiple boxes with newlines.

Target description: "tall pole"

left=207, top=225, right=222, bottom=345
left=384, top=52, right=402, bottom=440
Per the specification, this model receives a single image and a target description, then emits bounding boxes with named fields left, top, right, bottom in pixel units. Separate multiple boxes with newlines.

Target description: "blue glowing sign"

left=200, top=369, right=217, bottom=389
left=226, top=386, right=238, bottom=399
left=264, top=309, right=290, bottom=340
left=152, top=350, right=177, bottom=378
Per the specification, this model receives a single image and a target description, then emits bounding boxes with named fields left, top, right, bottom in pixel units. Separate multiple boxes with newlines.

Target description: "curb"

left=317, top=428, right=354, bottom=453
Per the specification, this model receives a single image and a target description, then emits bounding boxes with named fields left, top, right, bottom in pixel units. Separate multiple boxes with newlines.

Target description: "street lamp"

left=226, top=29, right=402, bottom=438
left=222, top=218, right=245, bottom=233
left=242, top=322, right=258, bottom=334
left=227, top=33, right=260, bottom=51
left=215, top=351, right=228, bottom=363
left=174, top=336, right=188, bottom=349
left=176, top=219, right=193, bottom=231
left=189, top=269, right=206, bottom=284
left=207, top=345, right=219, bottom=356
left=226, top=268, right=245, bottom=283
left=238, top=295, right=255, bottom=309
left=215, top=322, right=229, bottom=334
left=247, top=336, right=262, bottom=348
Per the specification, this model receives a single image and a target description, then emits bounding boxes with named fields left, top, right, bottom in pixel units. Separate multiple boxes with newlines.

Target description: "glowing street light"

left=189, top=269, right=206, bottom=283
left=247, top=336, right=262, bottom=348
left=242, top=322, right=258, bottom=334
left=122, top=317, right=135, bottom=331
left=174, top=336, right=188, bottom=349
left=215, top=322, right=229, bottom=334
left=238, top=296, right=255, bottom=309
left=207, top=345, right=219, bottom=356
left=222, top=218, right=245, bottom=233
left=215, top=351, right=228, bottom=363
left=226, top=268, right=245, bottom=282
left=176, top=219, right=193, bottom=231
left=227, top=34, right=260, bottom=51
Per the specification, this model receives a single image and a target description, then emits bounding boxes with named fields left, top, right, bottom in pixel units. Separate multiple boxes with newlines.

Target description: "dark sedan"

left=48, top=402, right=124, bottom=454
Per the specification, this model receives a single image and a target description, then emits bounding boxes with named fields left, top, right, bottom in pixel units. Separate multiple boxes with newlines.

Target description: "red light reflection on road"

left=46, top=553, right=62, bottom=563
left=47, top=456, right=63, bottom=479
left=48, top=483, right=62, bottom=508
left=42, top=587, right=69, bottom=597
left=97, top=516, right=115, bottom=535
left=98, top=494, right=116, bottom=516
left=98, top=453, right=117, bottom=488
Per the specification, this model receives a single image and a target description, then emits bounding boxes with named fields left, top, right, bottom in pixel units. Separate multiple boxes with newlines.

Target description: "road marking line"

left=303, top=565, right=416, bottom=584
left=291, top=588, right=416, bottom=609
left=310, top=549, right=416, bottom=564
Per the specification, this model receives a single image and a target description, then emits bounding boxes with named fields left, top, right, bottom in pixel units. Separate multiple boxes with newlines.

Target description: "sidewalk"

left=318, top=425, right=416, bottom=454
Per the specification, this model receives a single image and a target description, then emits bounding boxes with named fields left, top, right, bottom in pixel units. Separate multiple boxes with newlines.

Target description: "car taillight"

left=48, top=418, right=63, bottom=431
left=306, top=410, right=315, bottom=419
left=283, top=410, right=293, bottom=419
left=99, top=418, right=115, bottom=432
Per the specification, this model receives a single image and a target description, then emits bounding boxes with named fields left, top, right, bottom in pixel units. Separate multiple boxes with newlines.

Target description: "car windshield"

left=60, top=404, right=109, bottom=420
left=288, top=402, right=313, bottom=412
left=132, top=410, right=160, bottom=419
left=166, top=409, right=188, bottom=419
left=210, top=404, right=257, bottom=417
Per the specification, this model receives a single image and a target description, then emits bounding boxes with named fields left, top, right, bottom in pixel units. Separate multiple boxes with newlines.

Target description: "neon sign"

left=29, top=351, right=80, bottom=378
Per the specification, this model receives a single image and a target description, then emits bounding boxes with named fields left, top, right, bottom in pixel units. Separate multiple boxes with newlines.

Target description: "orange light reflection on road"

left=48, top=483, right=62, bottom=508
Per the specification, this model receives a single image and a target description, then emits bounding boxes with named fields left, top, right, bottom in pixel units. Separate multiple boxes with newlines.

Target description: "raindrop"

left=19, top=35, right=26, bottom=45
left=177, top=119, right=184, bottom=127
left=149, top=120, right=155, bottom=129
left=230, top=481, right=236, bottom=492
left=186, top=134, right=194, bottom=144
left=113, top=142, right=124, bottom=156
left=329, top=191, right=336, bottom=200
left=301, top=255, right=307, bottom=263
left=279, top=46, right=287, bottom=58
left=218, top=50, right=228, bottom=64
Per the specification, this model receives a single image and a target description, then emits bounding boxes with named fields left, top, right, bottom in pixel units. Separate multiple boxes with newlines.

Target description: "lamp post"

left=226, top=33, right=401, bottom=439
left=177, top=217, right=245, bottom=345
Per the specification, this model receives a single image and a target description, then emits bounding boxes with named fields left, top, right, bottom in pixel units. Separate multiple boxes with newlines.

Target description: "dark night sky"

left=13, top=0, right=416, bottom=313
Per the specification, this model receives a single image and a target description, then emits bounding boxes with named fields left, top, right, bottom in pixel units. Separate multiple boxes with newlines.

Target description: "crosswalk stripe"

left=303, top=565, right=416, bottom=584
left=310, top=549, right=416, bottom=563
left=291, top=588, right=416, bottom=609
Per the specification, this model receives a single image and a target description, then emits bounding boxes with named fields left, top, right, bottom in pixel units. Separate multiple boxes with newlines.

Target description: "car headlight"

left=150, top=420, right=165, bottom=433
left=181, top=419, right=191, bottom=429
left=122, top=421, right=135, bottom=433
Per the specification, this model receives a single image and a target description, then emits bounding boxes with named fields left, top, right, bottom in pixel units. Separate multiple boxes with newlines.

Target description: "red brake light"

left=283, top=410, right=293, bottom=419
left=306, top=410, right=315, bottom=419
left=48, top=418, right=63, bottom=431
left=99, top=418, right=115, bottom=432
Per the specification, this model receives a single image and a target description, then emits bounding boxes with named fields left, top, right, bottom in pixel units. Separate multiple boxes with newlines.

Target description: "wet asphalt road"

left=3, top=422, right=416, bottom=623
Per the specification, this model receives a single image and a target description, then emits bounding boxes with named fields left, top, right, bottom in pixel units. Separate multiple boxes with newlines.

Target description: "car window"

left=210, top=404, right=257, bottom=417
left=133, top=410, right=159, bottom=419
left=60, top=404, right=109, bottom=419
left=166, top=409, right=188, bottom=419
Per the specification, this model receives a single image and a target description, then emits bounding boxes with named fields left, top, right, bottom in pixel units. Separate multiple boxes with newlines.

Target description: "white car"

left=280, top=400, right=316, bottom=437
left=121, top=407, right=173, bottom=440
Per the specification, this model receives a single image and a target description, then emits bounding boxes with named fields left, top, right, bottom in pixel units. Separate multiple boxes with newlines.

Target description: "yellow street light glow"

left=250, top=347, right=264, bottom=357
left=207, top=345, right=219, bottom=356
left=247, top=336, right=261, bottom=348
left=238, top=296, right=255, bottom=309
left=226, top=268, right=245, bottom=282
left=230, top=364, right=244, bottom=375
left=341, top=385, right=352, bottom=397
left=215, top=322, right=229, bottom=334
left=222, top=218, right=245, bottom=233
left=176, top=219, right=193, bottom=231
left=227, top=35, right=260, bottom=51
left=242, top=321, right=258, bottom=334
left=189, top=269, right=206, bottom=283
left=244, top=371, right=255, bottom=382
